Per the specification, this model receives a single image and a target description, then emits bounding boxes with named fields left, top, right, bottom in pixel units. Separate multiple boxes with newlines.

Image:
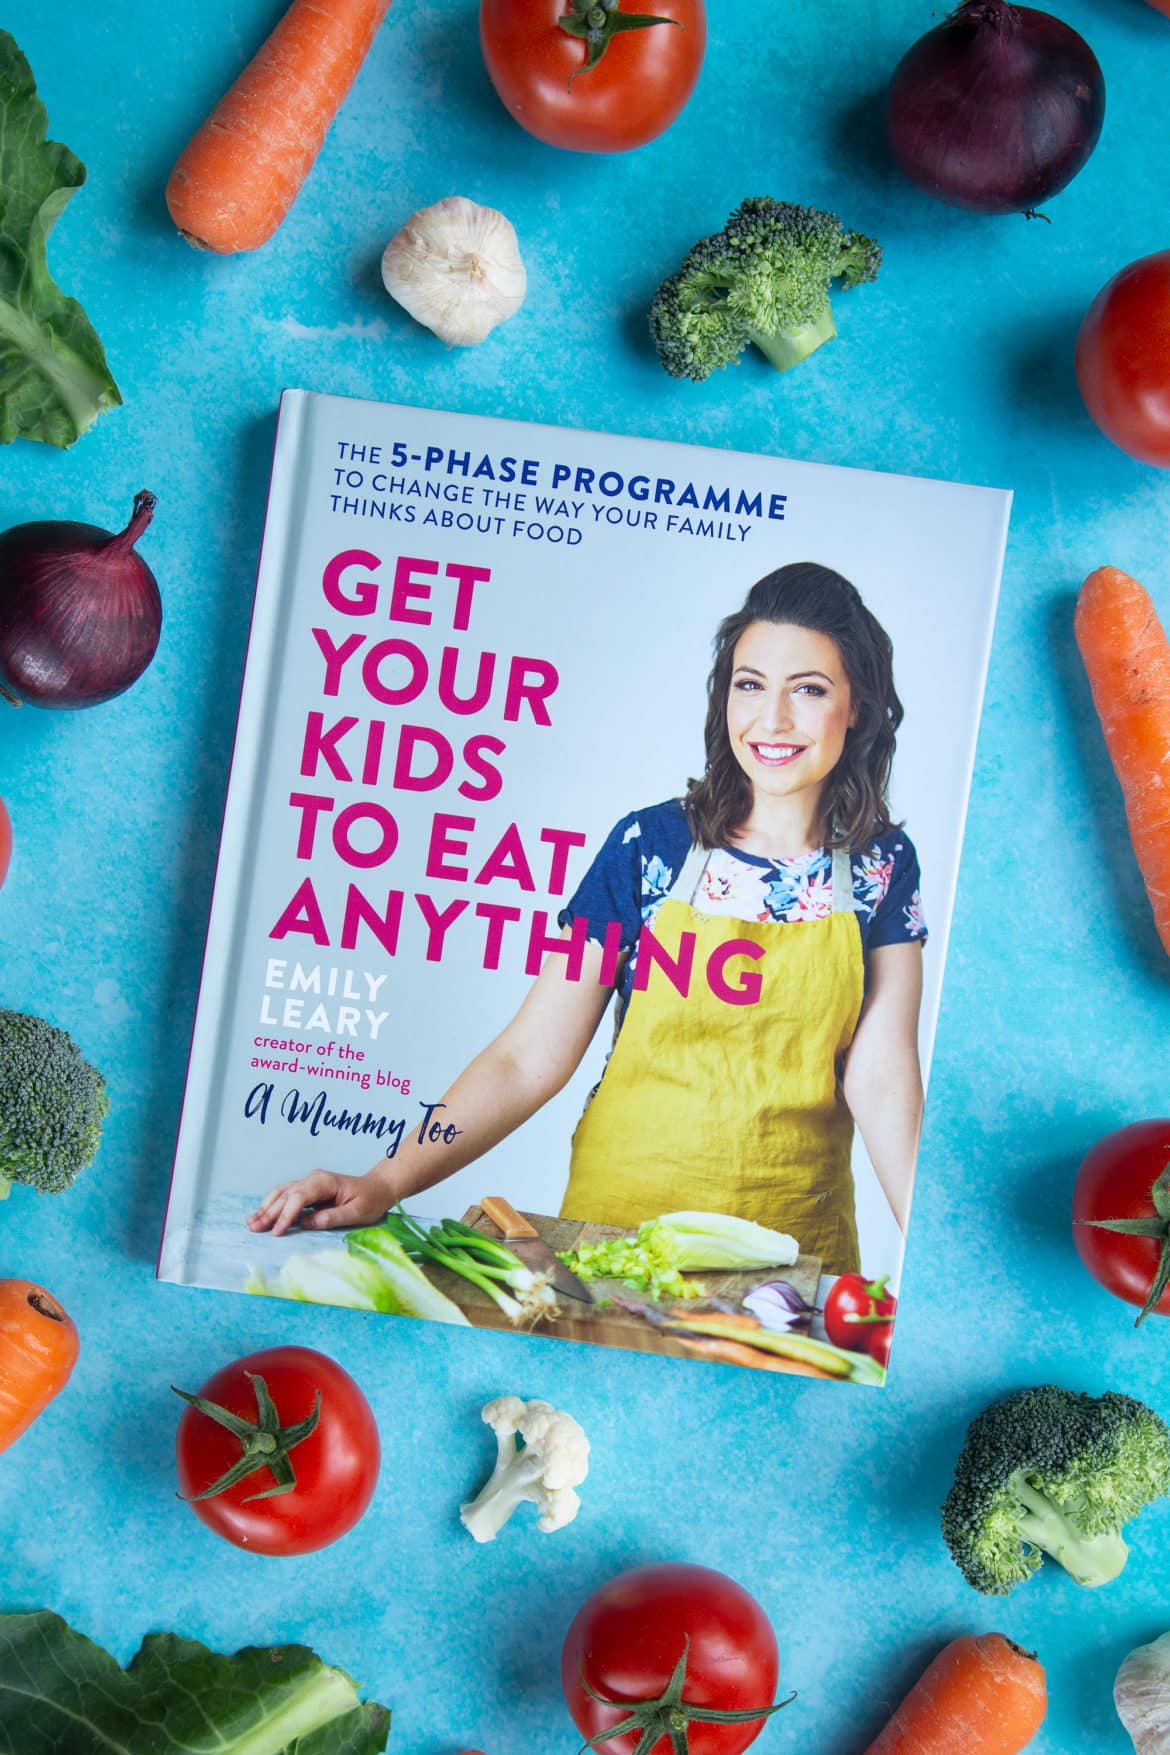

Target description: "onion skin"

left=885, top=0, right=1106, bottom=215
left=0, top=491, right=161, bottom=709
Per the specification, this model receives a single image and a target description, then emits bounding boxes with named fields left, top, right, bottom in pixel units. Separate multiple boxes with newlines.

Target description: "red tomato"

left=1073, top=1120, right=1170, bottom=1321
left=0, top=797, right=10, bottom=891
left=480, top=0, right=706, bottom=154
left=175, top=1345, right=380, bottom=1555
left=1075, top=251, right=1170, bottom=466
left=822, top=1274, right=897, bottom=1354
left=561, top=1563, right=784, bottom=1755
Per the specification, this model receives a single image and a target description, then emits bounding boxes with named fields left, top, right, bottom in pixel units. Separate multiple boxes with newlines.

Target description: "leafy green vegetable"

left=558, top=1211, right=799, bottom=1301
left=649, top=1210, right=799, bottom=1271
left=0, top=31, right=121, bottom=447
left=245, top=1230, right=472, bottom=1325
left=0, top=1610, right=390, bottom=1754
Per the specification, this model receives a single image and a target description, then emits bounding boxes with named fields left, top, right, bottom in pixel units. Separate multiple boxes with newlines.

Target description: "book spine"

left=156, top=389, right=311, bottom=1284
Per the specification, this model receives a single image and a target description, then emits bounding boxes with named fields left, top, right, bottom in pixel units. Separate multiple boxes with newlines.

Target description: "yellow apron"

left=560, top=844, right=865, bottom=1276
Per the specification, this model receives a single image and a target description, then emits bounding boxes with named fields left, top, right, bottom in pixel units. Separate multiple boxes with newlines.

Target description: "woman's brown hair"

left=683, top=561, right=903, bottom=850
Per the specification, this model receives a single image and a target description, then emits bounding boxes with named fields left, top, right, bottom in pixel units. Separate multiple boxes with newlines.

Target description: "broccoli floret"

left=0, top=1008, right=108, bottom=1197
left=941, top=1385, right=1170, bottom=1595
left=648, top=196, right=881, bottom=383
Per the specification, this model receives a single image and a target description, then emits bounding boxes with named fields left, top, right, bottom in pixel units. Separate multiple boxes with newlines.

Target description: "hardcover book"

left=158, top=389, right=1010, bottom=1386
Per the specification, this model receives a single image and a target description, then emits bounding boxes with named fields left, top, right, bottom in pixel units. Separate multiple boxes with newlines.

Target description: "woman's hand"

left=247, top=1168, right=393, bottom=1236
left=246, top=932, right=615, bottom=1240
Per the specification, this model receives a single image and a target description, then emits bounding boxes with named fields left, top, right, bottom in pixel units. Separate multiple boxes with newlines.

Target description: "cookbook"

left=158, top=389, right=1010, bottom=1386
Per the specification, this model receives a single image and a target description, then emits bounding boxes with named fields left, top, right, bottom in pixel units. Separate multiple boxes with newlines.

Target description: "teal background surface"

left=2, top=2, right=1170, bottom=1750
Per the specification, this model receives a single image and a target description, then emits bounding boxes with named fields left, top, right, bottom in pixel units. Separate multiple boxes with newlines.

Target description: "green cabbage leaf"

left=0, top=31, right=121, bottom=446
left=0, top=1610, right=391, bottom=1754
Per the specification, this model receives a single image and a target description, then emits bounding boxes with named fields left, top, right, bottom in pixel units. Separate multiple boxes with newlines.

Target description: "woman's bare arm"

left=841, top=940, right=925, bottom=1237
left=248, top=936, right=615, bottom=1235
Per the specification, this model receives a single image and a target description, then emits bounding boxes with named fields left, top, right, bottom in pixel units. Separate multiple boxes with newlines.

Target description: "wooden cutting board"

left=434, top=1206, right=822, bottom=1364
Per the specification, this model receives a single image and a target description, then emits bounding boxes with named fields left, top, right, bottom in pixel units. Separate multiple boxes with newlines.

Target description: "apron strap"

left=831, top=846, right=859, bottom=914
left=668, top=843, right=712, bottom=902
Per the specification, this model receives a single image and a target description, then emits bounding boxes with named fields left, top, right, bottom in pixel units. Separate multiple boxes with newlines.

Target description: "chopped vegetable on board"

left=559, top=1210, right=798, bottom=1302
left=376, top=1209, right=557, bottom=1325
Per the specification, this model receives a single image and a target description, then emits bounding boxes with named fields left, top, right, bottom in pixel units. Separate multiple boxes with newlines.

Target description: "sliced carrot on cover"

left=672, top=1335, right=840, bottom=1377
left=166, top=0, right=393, bottom=254
left=864, top=1633, right=1046, bottom=1754
left=1076, top=565, right=1170, bottom=955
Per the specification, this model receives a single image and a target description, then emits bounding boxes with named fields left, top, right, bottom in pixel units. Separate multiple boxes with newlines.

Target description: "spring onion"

left=369, top=1209, right=558, bottom=1326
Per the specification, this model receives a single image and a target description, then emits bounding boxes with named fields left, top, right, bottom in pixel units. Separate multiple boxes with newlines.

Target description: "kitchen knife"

left=481, top=1195, right=595, bottom=1303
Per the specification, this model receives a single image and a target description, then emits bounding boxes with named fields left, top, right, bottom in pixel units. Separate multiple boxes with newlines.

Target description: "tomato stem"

left=557, top=0, right=682, bottom=88
left=575, top=1637, right=795, bottom=1755
left=172, top=1371, right=322, bottom=1503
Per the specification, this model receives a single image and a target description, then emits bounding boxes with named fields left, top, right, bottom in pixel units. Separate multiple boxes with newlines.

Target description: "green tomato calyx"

left=173, top=1371, right=321, bottom=1502
left=575, top=1637, right=795, bottom=1755
left=558, top=0, right=681, bottom=87
left=1078, top=1160, right=1170, bottom=1328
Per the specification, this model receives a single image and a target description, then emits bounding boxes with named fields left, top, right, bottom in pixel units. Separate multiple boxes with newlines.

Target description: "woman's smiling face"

left=726, top=619, right=856, bottom=814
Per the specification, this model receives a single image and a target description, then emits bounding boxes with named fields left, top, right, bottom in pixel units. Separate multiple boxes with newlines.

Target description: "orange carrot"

left=672, top=1335, right=840, bottom=1377
left=1076, top=565, right=1170, bottom=955
left=864, top=1633, right=1047, bottom=1755
left=166, top=0, right=392, bottom=254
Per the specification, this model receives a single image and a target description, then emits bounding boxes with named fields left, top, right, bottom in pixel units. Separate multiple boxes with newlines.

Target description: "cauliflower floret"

left=459, top=1396, right=590, bottom=1543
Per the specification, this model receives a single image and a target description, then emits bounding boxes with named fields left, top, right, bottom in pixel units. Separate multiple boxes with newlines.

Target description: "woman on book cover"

left=250, top=561, right=926, bottom=1276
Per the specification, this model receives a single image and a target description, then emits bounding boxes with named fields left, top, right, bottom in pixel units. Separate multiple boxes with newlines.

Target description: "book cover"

left=158, top=388, right=1009, bottom=1386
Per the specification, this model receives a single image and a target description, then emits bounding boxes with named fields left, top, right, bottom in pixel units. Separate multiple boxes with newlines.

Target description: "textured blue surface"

left=2, top=2, right=1170, bottom=1751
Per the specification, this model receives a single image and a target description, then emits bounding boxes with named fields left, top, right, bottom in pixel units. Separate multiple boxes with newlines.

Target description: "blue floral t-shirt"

left=558, top=798, right=926, bottom=1019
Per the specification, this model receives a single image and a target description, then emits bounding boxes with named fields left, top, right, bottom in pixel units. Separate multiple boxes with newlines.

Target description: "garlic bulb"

left=1116, top=1632, right=1170, bottom=1753
left=381, top=196, right=526, bottom=347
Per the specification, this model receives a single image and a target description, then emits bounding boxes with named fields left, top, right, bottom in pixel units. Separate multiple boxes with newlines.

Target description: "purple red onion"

left=742, top=1280, right=817, bottom=1332
left=0, top=491, right=162, bottom=709
left=885, top=0, right=1105, bottom=215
